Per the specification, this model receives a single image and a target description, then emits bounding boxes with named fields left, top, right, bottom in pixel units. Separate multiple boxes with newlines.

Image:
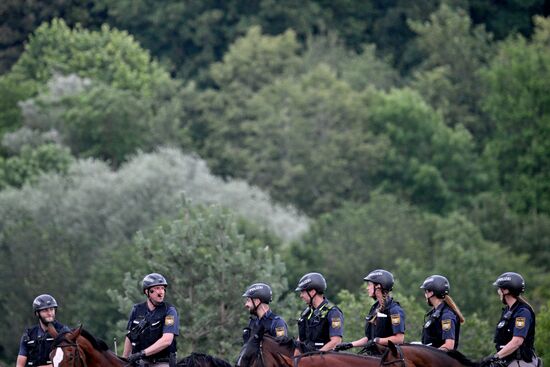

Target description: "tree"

left=408, top=4, right=495, bottom=142
left=10, top=18, right=171, bottom=96
left=109, top=201, right=289, bottom=359
left=481, top=16, right=550, bottom=214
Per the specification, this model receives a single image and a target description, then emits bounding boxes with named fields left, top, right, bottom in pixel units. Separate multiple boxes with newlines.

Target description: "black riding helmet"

left=242, top=283, right=273, bottom=304
left=493, top=272, right=525, bottom=296
left=364, top=269, right=394, bottom=291
left=295, top=272, right=327, bottom=293
left=420, top=275, right=450, bottom=298
left=33, top=294, right=58, bottom=312
left=142, top=273, right=168, bottom=293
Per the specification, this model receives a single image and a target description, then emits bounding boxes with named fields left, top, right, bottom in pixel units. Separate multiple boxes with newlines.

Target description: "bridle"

left=52, top=337, right=87, bottom=367
left=380, top=344, right=406, bottom=367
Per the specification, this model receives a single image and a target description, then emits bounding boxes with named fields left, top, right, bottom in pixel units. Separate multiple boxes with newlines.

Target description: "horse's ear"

left=73, top=324, right=83, bottom=338
left=387, top=340, right=398, bottom=356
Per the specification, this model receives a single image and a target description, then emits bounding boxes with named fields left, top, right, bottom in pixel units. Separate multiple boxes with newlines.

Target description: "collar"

left=260, top=309, right=274, bottom=320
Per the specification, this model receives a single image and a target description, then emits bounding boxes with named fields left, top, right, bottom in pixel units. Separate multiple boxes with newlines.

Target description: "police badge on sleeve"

left=165, top=315, right=175, bottom=326
left=515, top=317, right=526, bottom=329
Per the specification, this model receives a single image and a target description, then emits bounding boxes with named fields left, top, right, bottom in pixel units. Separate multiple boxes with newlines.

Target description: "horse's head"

left=49, top=326, right=86, bottom=367
left=235, top=324, right=296, bottom=367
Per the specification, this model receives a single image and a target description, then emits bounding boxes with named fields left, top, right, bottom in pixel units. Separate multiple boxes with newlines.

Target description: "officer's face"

left=147, top=285, right=166, bottom=303
left=367, top=282, right=376, bottom=297
left=38, top=307, right=56, bottom=323
left=299, top=290, right=312, bottom=304
left=245, top=297, right=259, bottom=314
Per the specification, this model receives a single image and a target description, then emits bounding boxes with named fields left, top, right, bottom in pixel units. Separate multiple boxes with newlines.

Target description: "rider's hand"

left=335, top=342, right=353, bottom=351
left=481, top=354, right=499, bottom=366
left=127, top=350, right=145, bottom=364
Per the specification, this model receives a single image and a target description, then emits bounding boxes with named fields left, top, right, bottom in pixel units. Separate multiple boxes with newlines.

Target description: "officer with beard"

left=242, top=283, right=288, bottom=344
left=123, top=273, right=179, bottom=367
left=16, top=294, right=71, bottom=367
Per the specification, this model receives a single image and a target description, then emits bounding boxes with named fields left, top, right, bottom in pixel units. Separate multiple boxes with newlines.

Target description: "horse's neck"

left=77, top=336, right=125, bottom=367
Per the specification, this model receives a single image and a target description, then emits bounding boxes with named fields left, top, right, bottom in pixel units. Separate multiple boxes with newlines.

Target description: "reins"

left=54, top=339, right=87, bottom=367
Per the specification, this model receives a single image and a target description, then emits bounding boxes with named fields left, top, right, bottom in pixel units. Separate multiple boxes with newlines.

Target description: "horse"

left=49, top=326, right=126, bottom=367
left=380, top=341, right=482, bottom=367
left=277, top=351, right=382, bottom=367
left=235, top=323, right=381, bottom=367
left=48, top=325, right=232, bottom=367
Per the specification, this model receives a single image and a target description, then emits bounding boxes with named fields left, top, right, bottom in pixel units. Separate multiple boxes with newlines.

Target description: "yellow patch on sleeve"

left=515, top=317, right=526, bottom=329
left=165, top=315, right=175, bottom=326
left=441, top=319, right=452, bottom=331
left=391, top=314, right=401, bottom=325
left=331, top=317, right=342, bottom=329
left=276, top=327, right=286, bottom=337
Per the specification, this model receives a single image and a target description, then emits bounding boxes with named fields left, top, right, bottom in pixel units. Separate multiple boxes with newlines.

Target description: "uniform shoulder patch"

left=165, top=315, right=175, bottom=326
left=331, top=317, right=342, bottom=329
left=391, top=314, right=401, bottom=326
left=441, top=319, right=451, bottom=331
left=515, top=317, right=526, bottom=329
left=275, top=327, right=286, bottom=337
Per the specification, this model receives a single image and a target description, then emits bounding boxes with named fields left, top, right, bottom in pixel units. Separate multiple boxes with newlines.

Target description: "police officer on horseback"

left=123, top=273, right=179, bottom=367
left=242, top=282, right=288, bottom=344
left=335, top=269, right=405, bottom=355
left=482, top=272, right=542, bottom=367
left=296, top=272, right=344, bottom=351
left=16, top=294, right=71, bottom=367
left=420, top=275, right=465, bottom=351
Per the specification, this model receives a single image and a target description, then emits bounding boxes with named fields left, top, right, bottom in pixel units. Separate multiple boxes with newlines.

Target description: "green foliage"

left=286, top=195, right=429, bottom=296
left=536, top=300, right=550, bottom=366
left=481, top=16, right=550, bottom=214
left=366, top=87, right=487, bottom=212
left=408, top=3, right=494, bottom=140
left=0, top=76, right=36, bottom=139
left=0, top=144, right=72, bottom=189
left=109, top=202, right=289, bottom=358
left=10, top=18, right=170, bottom=96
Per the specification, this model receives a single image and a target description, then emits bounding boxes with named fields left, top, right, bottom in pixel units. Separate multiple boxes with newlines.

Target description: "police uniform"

left=127, top=301, right=179, bottom=366
left=364, top=298, right=405, bottom=349
left=242, top=310, right=288, bottom=344
left=494, top=301, right=539, bottom=367
left=298, top=298, right=344, bottom=350
left=18, top=321, right=70, bottom=366
left=422, top=302, right=459, bottom=349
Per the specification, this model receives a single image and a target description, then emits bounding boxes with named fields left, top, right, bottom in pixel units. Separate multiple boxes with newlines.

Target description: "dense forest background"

left=1, top=0, right=550, bottom=365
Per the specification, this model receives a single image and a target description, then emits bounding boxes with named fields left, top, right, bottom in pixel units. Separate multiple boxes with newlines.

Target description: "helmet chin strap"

left=147, top=289, right=162, bottom=307
left=307, top=290, right=317, bottom=307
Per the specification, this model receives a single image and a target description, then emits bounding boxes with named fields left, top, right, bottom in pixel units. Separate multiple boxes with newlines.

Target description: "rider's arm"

left=496, top=336, right=524, bottom=359
left=321, top=335, right=342, bottom=352
left=350, top=336, right=369, bottom=347
left=122, top=336, right=132, bottom=358
left=15, top=355, right=27, bottom=367
left=142, top=333, right=174, bottom=356
left=377, top=333, right=404, bottom=346
left=439, top=339, right=455, bottom=351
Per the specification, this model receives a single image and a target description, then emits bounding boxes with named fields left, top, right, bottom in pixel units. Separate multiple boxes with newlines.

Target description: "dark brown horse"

left=235, top=323, right=380, bottom=367
left=49, top=326, right=232, bottom=367
left=278, top=351, right=382, bottom=367
left=380, top=341, right=482, bottom=367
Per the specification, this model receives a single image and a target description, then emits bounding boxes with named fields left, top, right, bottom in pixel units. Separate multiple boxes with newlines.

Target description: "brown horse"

left=278, top=351, right=382, bottom=367
left=380, top=341, right=482, bottom=367
left=49, top=326, right=232, bottom=367
left=235, top=323, right=380, bottom=367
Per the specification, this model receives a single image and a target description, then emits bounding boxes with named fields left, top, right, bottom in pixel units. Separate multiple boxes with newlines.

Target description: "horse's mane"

left=400, top=344, right=479, bottom=367
left=79, top=328, right=110, bottom=352
left=178, top=352, right=232, bottom=367
left=263, top=335, right=297, bottom=352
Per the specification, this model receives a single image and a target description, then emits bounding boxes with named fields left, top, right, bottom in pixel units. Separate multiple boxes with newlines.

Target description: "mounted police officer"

left=420, top=275, right=465, bottom=351
left=482, top=272, right=542, bottom=367
left=242, top=282, right=288, bottom=344
left=335, top=269, right=405, bottom=355
left=16, top=294, right=70, bottom=367
left=296, top=272, right=344, bottom=351
left=123, top=273, right=179, bottom=367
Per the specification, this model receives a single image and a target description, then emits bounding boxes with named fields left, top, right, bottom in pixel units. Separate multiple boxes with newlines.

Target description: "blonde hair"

left=519, top=295, right=534, bottom=310
left=444, top=295, right=465, bottom=324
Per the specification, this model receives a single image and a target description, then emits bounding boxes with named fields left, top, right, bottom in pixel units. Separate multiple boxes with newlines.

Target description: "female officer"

left=335, top=269, right=405, bottom=355
left=483, top=272, right=541, bottom=367
left=420, top=275, right=465, bottom=351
